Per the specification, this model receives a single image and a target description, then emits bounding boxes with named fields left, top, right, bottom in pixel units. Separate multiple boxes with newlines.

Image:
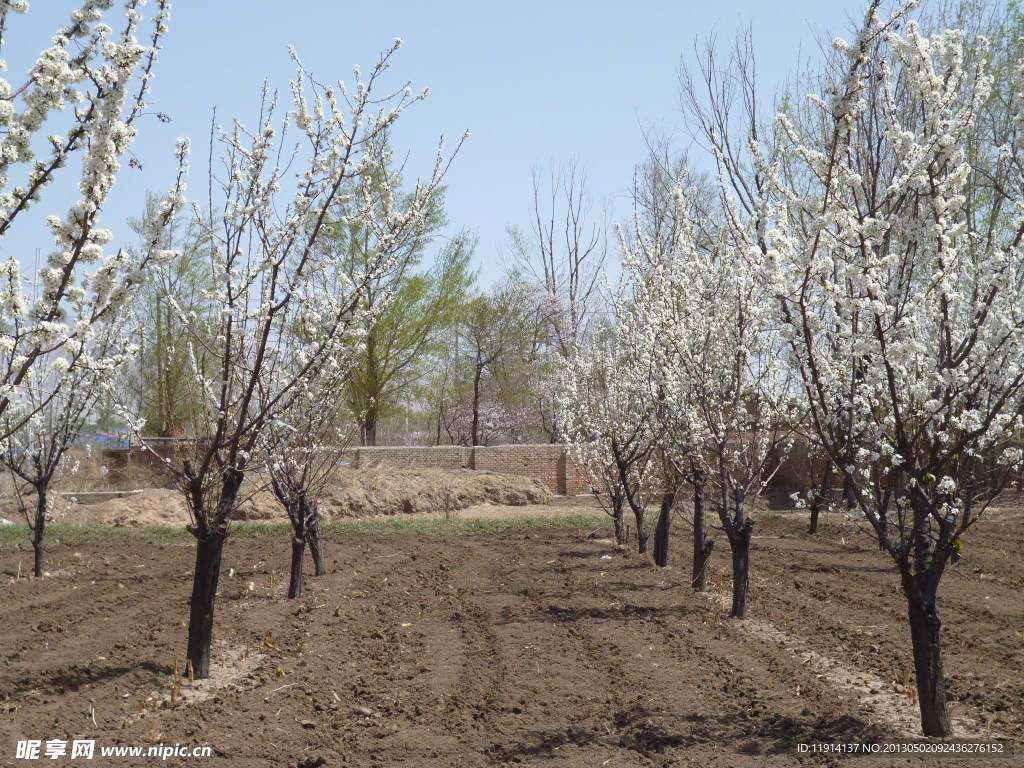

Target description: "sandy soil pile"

left=0, top=467, right=552, bottom=526
left=234, top=467, right=552, bottom=521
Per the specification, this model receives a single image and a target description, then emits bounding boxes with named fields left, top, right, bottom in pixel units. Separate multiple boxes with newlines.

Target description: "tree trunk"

left=808, top=503, right=820, bottom=535
left=32, top=485, right=47, bottom=578
left=905, top=577, right=952, bottom=736
left=633, top=507, right=648, bottom=555
left=308, top=517, right=326, bottom=576
left=809, top=461, right=833, bottom=534
left=692, top=478, right=712, bottom=591
left=288, top=535, right=306, bottom=599
left=728, top=521, right=753, bottom=618
left=612, top=498, right=626, bottom=547
left=471, top=364, right=482, bottom=446
left=286, top=497, right=321, bottom=598
left=843, top=471, right=855, bottom=513
left=363, top=408, right=378, bottom=447
left=653, top=489, right=673, bottom=567
left=186, top=532, right=226, bottom=679
left=185, top=470, right=242, bottom=679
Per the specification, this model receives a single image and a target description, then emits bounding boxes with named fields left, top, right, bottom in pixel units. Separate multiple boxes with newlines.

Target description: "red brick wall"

left=353, top=446, right=472, bottom=470
left=561, top=452, right=591, bottom=496
left=472, top=444, right=567, bottom=494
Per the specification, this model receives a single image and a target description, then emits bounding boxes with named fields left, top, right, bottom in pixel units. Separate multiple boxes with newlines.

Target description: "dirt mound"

left=1, top=468, right=552, bottom=526
left=0, top=490, right=188, bottom=527
left=74, top=488, right=188, bottom=526
left=235, top=467, right=552, bottom=521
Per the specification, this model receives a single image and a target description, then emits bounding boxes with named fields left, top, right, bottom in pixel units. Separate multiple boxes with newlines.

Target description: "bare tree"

left=509, top=162, right=607, bottom=353
left=508, top=162, right=608, bottom=441
left=677, top=26, right=774, bottom=239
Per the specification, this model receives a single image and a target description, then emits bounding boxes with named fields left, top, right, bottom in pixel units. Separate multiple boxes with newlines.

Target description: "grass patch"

left=324, top=513, right=609, bottom=535
left=0, top=522, right=194, bottom=549
left=0, top=512, right=611, bottom=549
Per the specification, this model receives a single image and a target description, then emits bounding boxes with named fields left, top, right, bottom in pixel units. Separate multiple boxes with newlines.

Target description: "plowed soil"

left=0, top=505, right=1021, bottom=767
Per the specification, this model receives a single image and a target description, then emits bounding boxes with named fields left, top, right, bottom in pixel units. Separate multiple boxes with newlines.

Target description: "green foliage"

left=323, top=142, right=476, bottom=444
left=440, top=279, right=544, bottom=444
left=129, top=194, right=216, bottom=437
left=348, top=233, right=473, bottom=422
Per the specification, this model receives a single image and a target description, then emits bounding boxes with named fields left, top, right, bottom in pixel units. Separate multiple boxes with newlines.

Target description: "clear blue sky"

left=3, top=1, right=870, bottom=284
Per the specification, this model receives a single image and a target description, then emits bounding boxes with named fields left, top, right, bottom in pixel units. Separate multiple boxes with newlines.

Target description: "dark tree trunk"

left=611, top=444, right=647, bottom=555
left=286, top=497, right=318, bottom=598
left=471, top=364, right=482, bottom=446
left=186, top=532, right=226, bottom=679
left=363, top=409, right=378, bottom=447
left=842, top=471, right=855, bottom=513
left=612, top=501, right=626, bottom=547
left=692, top=478, right=712, bottom=591
left=632, top=506, right=648, bottom=554
left=308, top=517, right=326, bottom=576
left=288, top=534, right=306, bottom=599
left=653, top=489, right=673, bottom=567
left=808, top=462, right=833, bottom=534
left=186, top=471, right=241, bottom=679
left=728, top=521, right=753, bottom=618
left=32, top=485, right=47, bottom=578
left=904, top=575, right=952, bottom=736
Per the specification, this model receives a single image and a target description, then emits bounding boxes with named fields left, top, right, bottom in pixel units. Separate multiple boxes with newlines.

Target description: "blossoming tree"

left=557, top=323, right=658, bottom=550
left=0, top=320, right=126, bottom=576
left=768, top=1, right=1024, bottom=735
left=262, top=362, right=355, bottom=599
left=164, top=43, right=460, bottom=678
left=0, top=0, right=177, bottom=437
left=620, top=184, right=793, bottom=611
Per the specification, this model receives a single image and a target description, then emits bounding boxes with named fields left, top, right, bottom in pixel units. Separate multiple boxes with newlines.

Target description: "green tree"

left=129, top=194, right=215, bottom=437
left=457, top=280, right=542, bottom=446
left=327, top=141, right=475, bottom=446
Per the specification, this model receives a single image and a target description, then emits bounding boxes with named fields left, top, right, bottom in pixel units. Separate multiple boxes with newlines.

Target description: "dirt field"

left=0, top=504, right=1021, bottom=767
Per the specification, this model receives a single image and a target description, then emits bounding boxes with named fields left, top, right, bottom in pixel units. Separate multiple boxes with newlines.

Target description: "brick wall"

left=561, top=452, right=590, bottom=496
left=352, top=445, right=472, bottom=470
left=473, top=444, right=566, bottom=494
